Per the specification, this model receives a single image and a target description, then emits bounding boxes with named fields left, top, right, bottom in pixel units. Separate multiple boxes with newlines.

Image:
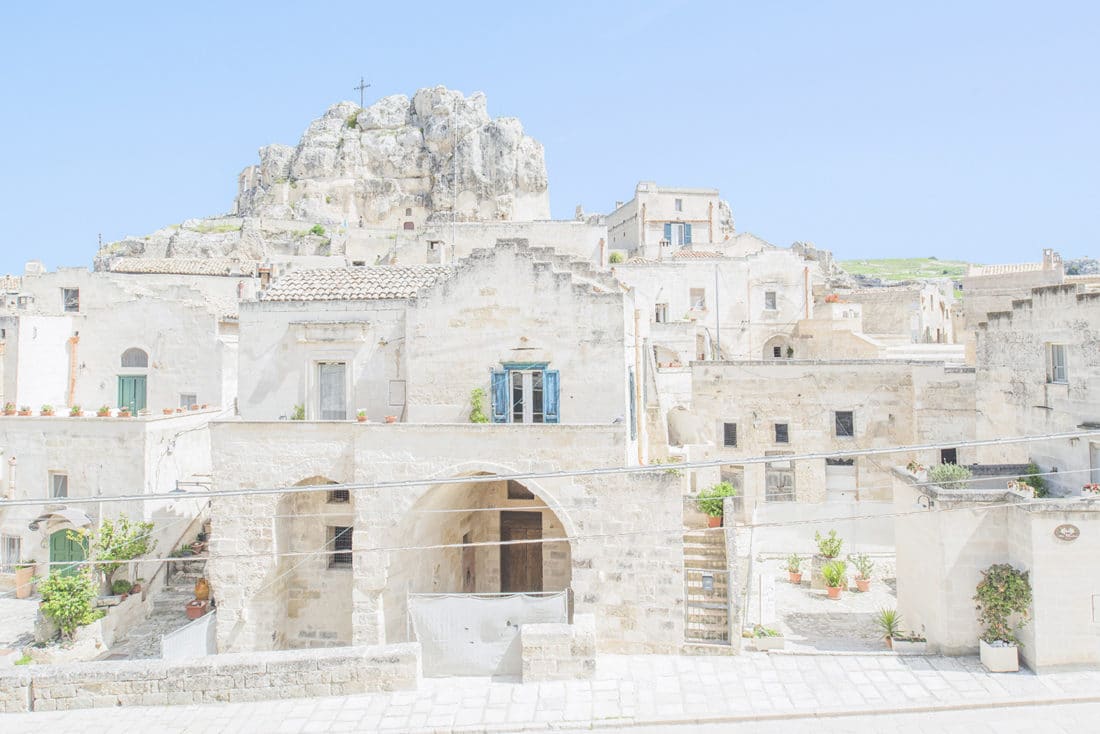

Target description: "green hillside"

left=839, top=257, right=972, bottom=281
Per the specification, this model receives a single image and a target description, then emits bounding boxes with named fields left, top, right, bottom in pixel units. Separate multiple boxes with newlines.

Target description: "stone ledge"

left=521, top=614, right=596, bottom=683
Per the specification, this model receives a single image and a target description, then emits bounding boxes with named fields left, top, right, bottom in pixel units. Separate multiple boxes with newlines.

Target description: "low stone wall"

left=0, top=642, right=420, bottom=713
left=520, top=614, right=596, bottom=682
left=29, top=592, right=152, bottom=665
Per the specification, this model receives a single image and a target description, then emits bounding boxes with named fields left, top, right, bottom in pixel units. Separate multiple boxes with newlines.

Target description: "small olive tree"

left=73, top=513, right=156, bottom=586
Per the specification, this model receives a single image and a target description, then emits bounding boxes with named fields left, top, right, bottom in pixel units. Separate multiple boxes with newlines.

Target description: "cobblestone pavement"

left=0, top=596, right=38, bottom=659
left=4, top=652, right=1100, bottom=732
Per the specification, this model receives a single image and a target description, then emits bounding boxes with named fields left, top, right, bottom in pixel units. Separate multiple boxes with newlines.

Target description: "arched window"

left=121, top=348, right=148, bottom=369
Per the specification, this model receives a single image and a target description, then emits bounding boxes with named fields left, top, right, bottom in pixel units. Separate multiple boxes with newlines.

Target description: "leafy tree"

left=73, top=513, right=156, bottom=585
left=1017, top=462, right=1047, bottom=498
left=469, top=388, right=489, bottom=423
left=38, top=571, right=101, bottom=640
left=974, top=564, right=1032, bottom=644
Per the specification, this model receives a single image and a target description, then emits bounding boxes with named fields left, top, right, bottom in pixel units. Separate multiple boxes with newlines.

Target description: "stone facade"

left=0, top=642, right=420, bottom=713
left=606, top=182, right=734, bottom=260
left=520, top=614, right=597, bottom=682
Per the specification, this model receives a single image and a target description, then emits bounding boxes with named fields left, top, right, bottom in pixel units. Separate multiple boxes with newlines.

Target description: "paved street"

left=4, top=652, right=1099, bottom=732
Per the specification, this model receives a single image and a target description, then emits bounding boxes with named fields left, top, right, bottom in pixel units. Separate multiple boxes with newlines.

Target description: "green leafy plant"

left=814, top=530, right=843, bottom=559
left=13, top=653, right=32, bottom=665
left=928, top=462, right=973, bottom=489
left=69, top=405, right=81, bottom=416
left=111, top=578, right=133, bottom=596
left=786, top=554, right=802, bottom=573
left=19, top=405, right=31, bottom=413
left=4, top=402, right=15, bottom=412
left=309, top=224, right=326, bottom=237
left=40, top=404, right=54, bottom=414
left=849, top=552, right=874, bottom=580
left=38, top=571, right=100, bottom=640
left=651, top=457, right=684, bottom=476
left=290, top=404, right=306, bottom=421
left=346, top=113, right=359, bottom=129
left=1017, top=462, right=1047, bottom=498
left=875, top=608, right=903, bottom=641
left=356, top=409, right=367, bottom=420
left=74, top=513, right=156, bottom=585
left=97, top=405, right=111, bottom=416
left=821, top=560, right=848, bottom=589
left=752, top=625, right=781, bottom=638
left=608, top=252, right=624, bottom=264
left=905, top=459, right=925, bottom=474
left=696, top=481, right=737, bottom=517
left=469, top=388, right=489, bottom=423
left=974, top=563, right=1032, bottom=645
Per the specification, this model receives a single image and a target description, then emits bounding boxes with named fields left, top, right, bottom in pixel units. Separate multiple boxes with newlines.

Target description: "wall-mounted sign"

left=1054, top=524, right=1080, bottom=542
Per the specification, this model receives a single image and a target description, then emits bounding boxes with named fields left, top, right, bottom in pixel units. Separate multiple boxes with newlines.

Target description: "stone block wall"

left=0, top=642, right=420, bottom=713
left=520, top=614, right=596, bottom=682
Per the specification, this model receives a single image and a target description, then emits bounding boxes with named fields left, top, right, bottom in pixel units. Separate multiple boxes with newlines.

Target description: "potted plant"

left=786, top=554, right=803, bottom=584
left=385, top=415, right=398, bottom=424
left=17, top=405, right=32, bottom=416
left=357, top=409, right=368, bottom=423
left=40, top=404, right=54, bottom=416
left=14, top=560, right=36, bottom=599
left=822, top=560, right=847, bottom=600
left=131, top=578, right=145, bottom=594
left=111, top=578, right=133, bottom=598
left=3, top=402, right=15, bottom=416
left=119, top=406, right=132, bottom=418
left=186, top=599, right=208, bottom=620
left=1083, top=483, right=1100, bottom=496
left=750, top=625, right=785, bottom=651
left=875, top=607, right=903, bottom=649
left=974, top=563, right=1032, bottom=672
left=849, top=553, right=874, bottom=592
left=163, top=408, right=174, bottom=415
left=69, top=405, right=82, bottom=417
left=96, top=405, right=111, bottom=417
left=905, top=459, right=925, bottom=474
left=697, top=481, right=736, bottom=528
left=814, top=530, right=842, bottom=560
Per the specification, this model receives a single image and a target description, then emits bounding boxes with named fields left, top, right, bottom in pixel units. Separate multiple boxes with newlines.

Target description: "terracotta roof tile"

left=967, top=263, right=1044, bottom=277
left=261, top=266, right=453, bottom=302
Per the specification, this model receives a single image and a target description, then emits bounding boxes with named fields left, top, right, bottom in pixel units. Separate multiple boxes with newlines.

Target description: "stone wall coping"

left=694, top=359, right=969, bottom=369
left=892, top=466, right=1100, bottom=513
left=211, top=420, right=626, bottom=432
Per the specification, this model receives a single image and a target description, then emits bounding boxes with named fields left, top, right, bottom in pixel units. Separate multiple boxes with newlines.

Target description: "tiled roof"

left=261, top=266, right=454, bottom=302
left=0, top=275, right=21, bottom=292
left=107, top=258, right=249, bottom=276
left=672, top=250, right=726, bottom=260
left=967, top=263, right=1044, bottom=277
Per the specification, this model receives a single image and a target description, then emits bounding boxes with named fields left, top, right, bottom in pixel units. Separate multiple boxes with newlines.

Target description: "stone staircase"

left=682, top=528, right=732, bottom=651
left=103, top=556, right=208, bottom=660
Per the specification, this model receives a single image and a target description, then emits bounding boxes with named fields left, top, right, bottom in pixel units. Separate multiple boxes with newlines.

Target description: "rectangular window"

left=834, top=411, right=854, bottom=438
left=775, top=423, right=789, bottom=444
left=327, top=488, right=350, bottom=503
left=179, top=393, right=197, bottom=409
left=329, top=526, right=353, bottom=568
left=671, top=223, right=686, bottom=246
left=674, top=198, right=683, bottom=212
left=723, top=422, right=737, bottom=447
left=940, top=448, right=958, bottom=465
left=654, top=303, right=668, bottom=323
left=62, top=288, right=80, bottom=313
left=509, top=370, right=547, bottom=424
left=318, top=362, right=347, bottom=420
left=689, top=288, right=706, bottom=310
left=511, top=371, right=525, bottom=423
left=764, top=291, right=777, bottom=310
left=773, top=346, right=782, bottom=358
left=1, top=535, right=20, bottom=573
left=1050, top=344, right=1067, bottom=384
left=50, top=473, right=68, bottom=498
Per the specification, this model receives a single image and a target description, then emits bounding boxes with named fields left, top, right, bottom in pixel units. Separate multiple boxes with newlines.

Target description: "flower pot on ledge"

left=707, top=515, right=722, bottom=528
left=385, top=415, right=397, bottom=424
left=856, top=577, right=871, bottom=593
left=788, top=571, right=802, bottom=585
left=186, top=599, right=209, bottom=620
left=826, top=586, right=843, bottom=600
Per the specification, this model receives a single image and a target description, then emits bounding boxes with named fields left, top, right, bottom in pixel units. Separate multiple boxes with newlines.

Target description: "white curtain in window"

left=319, top=363, right=347, bottom=420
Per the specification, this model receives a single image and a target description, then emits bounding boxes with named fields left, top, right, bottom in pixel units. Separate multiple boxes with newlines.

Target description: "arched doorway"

left=762, top=334, right=792, bottom=360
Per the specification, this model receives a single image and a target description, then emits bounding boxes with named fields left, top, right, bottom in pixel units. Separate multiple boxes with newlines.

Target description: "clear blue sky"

left=1, top=1, right=1097, bottom=274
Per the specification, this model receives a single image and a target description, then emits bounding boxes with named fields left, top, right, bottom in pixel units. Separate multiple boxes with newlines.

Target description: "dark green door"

left=118, top=375, right=147, bottom=414
left=49, top=530, right=86, bottom=576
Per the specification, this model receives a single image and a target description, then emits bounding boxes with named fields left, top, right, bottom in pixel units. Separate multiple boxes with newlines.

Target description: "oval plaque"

left=1054, top=524, right=1080, bottom=542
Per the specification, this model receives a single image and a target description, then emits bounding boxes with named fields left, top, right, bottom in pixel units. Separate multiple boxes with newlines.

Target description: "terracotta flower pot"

left=163, top=408, right=174, bottom=415
left=357, top=416, right=367, bottom=423
left=3, top=409, right=15, bottom=416
left=18, top=410, right=31, bottom=416
left=826, top=586, right=842, bottom=600
left=856, top=577, right=871, bottom=593
left=788, top=571, right=802, bottom=584
left=194, top=577, right=210, bottom=601
left=707, top=515, right=722, bottom=528
left=186, top=599, right=208, bottom=620
left=385, top=415, right=397, bottom=424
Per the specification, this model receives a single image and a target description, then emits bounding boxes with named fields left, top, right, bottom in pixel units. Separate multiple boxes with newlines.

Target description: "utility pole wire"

left=0, top=428, right=1095, bottom=509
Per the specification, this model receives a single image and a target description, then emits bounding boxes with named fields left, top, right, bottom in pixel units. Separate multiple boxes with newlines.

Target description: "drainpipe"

left=633, top=308, right=644, bottom=465
left=803, top=266, right=810, bottom=320
left=6, top=456, right=14, bottom=500
left=67, top=334, right=80, bottom=407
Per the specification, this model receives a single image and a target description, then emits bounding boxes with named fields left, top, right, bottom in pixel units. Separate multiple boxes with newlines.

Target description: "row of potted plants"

left=785, top=530, right=875, bottom=598
left=4, top=403, right=135, bottom=417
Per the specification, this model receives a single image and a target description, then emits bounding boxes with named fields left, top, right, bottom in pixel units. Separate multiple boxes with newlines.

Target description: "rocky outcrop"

left=234, top=87, right=549, bottom=225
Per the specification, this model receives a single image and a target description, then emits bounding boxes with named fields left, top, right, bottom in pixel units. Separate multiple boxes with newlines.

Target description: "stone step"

left=682, top=641, right=735, bottom=655
left=682, top=532, right=725, bottom=545
left=682, top=542, right=725, bottom=555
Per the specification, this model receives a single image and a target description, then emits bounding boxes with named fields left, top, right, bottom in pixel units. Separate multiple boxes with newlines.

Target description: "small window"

left=674, top=198, right=683, bottom=212
left=327, top=488, right=350, bottom=503
left=405, top=207, right=412, bottom=216
left=690, top=288, right=706, bottom=310
left=723, top=422, right=737, bottom=448
left=50, top=473, right=68, bottom=498
left=329, top=526, right=353, bottom=568
left=62, top=288, right=80, bottom=313
left=773, top=346, right=782, bottom=358
left=318, top=362, right=347, bottom=420
left=764, top=291, right=777, bottom=310
left=835, top=411, right=854, bottom=438
left=352, top=260, right=366, bottom=267
left=1, top=535, right=21, bottom=573
left=655, top=303, right=669, bottom=323
left=0, top=328, right=6, bottom=339
left=775, top=423, right=789, bottom=444
left=940, top=448, right=958, bottom=465
left=403, top=221, right=415, bottom=230
left=121, top=348, right=149, bottom=369
left=1049, top=344, right=1067, bottom=384
left=179, top=393, right=197, bottom=409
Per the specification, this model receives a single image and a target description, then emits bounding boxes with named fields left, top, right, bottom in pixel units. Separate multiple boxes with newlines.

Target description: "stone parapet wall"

left=520, top=614, right=596, bottom=682
left=0, top=642, right=420, bottom=713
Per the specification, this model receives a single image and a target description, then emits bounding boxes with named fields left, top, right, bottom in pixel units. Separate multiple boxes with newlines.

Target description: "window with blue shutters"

left=490, top=370, right=508, bottom=423
left=663, top=223, right=672, bottom=243
left=684, top=223, right=692, bottom=244
left=491, top=364, right=560, bottom=424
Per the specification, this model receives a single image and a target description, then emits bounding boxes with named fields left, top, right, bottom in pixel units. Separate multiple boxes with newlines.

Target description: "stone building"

left=606, top=182, right=734, bottom=261
left=826, top=282, right=955, bottom=345
left=208, top=241, right=685, bottom=657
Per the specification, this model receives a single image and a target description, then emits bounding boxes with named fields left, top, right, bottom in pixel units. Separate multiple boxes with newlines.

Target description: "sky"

left=0, top=1, right=1097, bottom=274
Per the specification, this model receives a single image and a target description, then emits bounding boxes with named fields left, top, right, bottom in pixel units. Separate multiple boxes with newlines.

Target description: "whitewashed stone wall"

left=0, top=642, right=420, bottom=713
left=521, top=614, right=596, bottom=682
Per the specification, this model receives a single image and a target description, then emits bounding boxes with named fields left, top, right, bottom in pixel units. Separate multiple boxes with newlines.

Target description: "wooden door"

left=49, top=530, right=85, bottom=576
left=118, top=375, right=147, bottom=413
left=500, top=512, right=543, bottom=592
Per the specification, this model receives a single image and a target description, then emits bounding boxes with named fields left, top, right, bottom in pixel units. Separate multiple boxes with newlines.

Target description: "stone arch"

left=120, top=347, right=149, bottom=368
left=762, top=334, right=792, bottom=360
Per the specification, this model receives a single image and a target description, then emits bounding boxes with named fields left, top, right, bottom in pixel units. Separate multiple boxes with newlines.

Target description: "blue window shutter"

left=491, top=371, right=508, bottom=423
left=684, top=223, right=692, bottom=244
left=628, top=369, right=636, bottom=440
left=543, top=370, right=560, bottom=423
left=663, top=223, right=671, bottom=241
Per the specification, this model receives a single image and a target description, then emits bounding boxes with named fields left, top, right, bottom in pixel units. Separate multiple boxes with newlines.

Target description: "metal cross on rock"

left=354, top=76, right=371, bottom=108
